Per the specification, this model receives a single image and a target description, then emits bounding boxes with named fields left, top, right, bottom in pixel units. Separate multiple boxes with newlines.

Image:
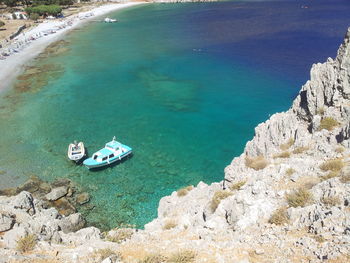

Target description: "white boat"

left=104, top=17, right=117, bottom=23
left=83, top=137, right=132, bottom=169
left=68, top=141, right=86, bottom=162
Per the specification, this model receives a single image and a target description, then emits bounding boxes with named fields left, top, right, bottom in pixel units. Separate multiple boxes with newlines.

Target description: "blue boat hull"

left=83, top=141, right=132, bottom=169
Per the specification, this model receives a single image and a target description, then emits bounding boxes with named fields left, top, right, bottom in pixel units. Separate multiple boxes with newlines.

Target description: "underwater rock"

left=45, top=186, right=68, bottom=201
left=76, top=192, right=90, bottom=205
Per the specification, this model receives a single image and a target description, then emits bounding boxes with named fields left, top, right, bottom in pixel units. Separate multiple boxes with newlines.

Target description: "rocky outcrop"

left=0, top=28, right=350, bottom=263
left=140, top=28, right=350, bottom=262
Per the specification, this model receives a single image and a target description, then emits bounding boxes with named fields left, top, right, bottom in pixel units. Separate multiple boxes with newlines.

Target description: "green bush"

left=29, top=13, right=40, bottom=21
left=31, top=0, right=73, bottom=6
left=25, top=5, right=62, bottom=17
left=0, top=20, right=5, bottom=28
left=3, top=0, right=19, bottom=7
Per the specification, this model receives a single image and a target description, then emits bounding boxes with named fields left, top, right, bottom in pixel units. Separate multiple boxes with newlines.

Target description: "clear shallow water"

left=0, top=0, right=349, bottom=229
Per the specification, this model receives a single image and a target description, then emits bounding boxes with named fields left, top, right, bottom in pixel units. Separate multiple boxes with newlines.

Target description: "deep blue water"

left=0, top=0, right=349, bottom=229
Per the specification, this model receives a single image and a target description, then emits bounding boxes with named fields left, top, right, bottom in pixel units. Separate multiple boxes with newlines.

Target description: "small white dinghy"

left=104, top=17, right=117, bottom=23
left=68, top=141, right=86, bottom=162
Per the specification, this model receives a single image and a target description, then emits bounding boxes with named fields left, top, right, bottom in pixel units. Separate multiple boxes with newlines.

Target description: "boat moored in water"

left=104, top=17, right=117, bottom=23
left=83, top=137, right=132, bottom=169
left=68, top=141, right=86, bottom=162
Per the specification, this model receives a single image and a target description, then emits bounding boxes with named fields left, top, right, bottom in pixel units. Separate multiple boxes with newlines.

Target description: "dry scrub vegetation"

left=280, top=138, right=294, bottom=150
left=16, top=234, right=37, bottom=253
left=229, top=180, right=246, bottom=191
left=163, top=219, right=177, bottom=230
left=106, top=228, right=134, bottom=243
left=319, top=117, right=339, bottom=131
left=93, top=248, right=120, bottom=261
left=138, top=253, right=167, bottom=263
left=138, top=250, right=196, bottom=263
left=286, top=188, right=313, bottom=208
left=320, top=158, right=344, bottom=180
left=273, top=151, right=291, bottom=159
left=320, top=158, right=344, bottom=172
left=286, top=168, right=296, bottom=176
left=321, top=196, right=341, bottom=207
left=340, top=173, right=350, bottom=183
left=245, top=156, right=268, bottom=170
left=177, top=185, right=193, bottom=197
left=210, top=190, right=233, bottom=212
left=292, top=146, right=309, bottom=154
left=268, top=207, right=289, bottom=225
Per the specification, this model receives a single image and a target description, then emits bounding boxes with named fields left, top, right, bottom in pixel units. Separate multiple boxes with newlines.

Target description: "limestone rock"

left=11, top=191, right=35, bottom=215
left=0, top=212, right=15, bottom=232
left=45, top=186, right=68, bottom=201
left=76, top=192, right=90, bottom=205
left=59, top=213, right=85, bottom=234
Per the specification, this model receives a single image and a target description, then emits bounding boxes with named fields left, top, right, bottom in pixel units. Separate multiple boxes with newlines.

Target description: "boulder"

left=0, top=212, right=15, bottom=232
left=3, top=225, right=27, bottom=248
left=11, top=191, right=35, bottom=215
left=76, top=192, right=90, bottom=205
left=59, top=213, right=85, bottom=234
left=45, top=186, right=68, bottom=201
left=52, top=197, right=76, bottom=216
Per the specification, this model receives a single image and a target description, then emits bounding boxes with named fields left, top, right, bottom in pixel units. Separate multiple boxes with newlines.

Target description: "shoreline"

left=0, top=1, right=147, bottom=93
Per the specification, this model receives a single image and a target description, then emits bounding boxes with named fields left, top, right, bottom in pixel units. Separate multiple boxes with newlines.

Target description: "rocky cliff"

left=1, top=29, right=350, bottom=263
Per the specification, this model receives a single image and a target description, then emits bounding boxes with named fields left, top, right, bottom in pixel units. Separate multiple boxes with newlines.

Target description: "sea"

left=0, top=0, right=349, bottom=229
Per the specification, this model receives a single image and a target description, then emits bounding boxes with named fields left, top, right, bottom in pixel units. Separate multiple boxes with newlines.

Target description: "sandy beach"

left=0, top=1, right=146, bottom=92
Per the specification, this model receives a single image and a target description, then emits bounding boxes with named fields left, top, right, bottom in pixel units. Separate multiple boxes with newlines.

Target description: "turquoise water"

left=0, top=1, right=349, bottom=229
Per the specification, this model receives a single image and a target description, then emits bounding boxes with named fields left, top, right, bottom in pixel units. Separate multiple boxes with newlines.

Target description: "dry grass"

left=138, top=254, right=167, bottom=263
left=16, top=234, right=37, bottom=253
left=273, top=151, right=291, bottom=159
left=245, top=156, right=268, bottom=170
left=340, top=173, right=350, bottom=183
left=229, top=180, right=246, bottom=191
left=280, top=138, right=295, bottom=151
left=93, top=248, right=119, bottom=261
left=321, top=196, right=341, bottom=207
left=320, top=158, right=344, bottom=172
left=168, top=250, right=196, bottom=263
left=320, top=170, right=340, bottom=181
left=163, top=219, right=177, bottom=230
left=210, top=190, right=233, bottom=212
left=292, top=146, right=309, bottom=154
left=268, top=207, right=289, bottom=225
left=317, top=107, right=325, bottom=116
left=335, top=146, right=345, bottom=154
left=286, top=188, right=313, bottom=208
left=286, top=168, right=296, bottom=176
left=106, top=228, right=134, bottom=243
left=318, top=117, right=339, bottom=131
left=177, top=185, right=193, bottom=197
left=312, top=235, right=326, bottom=243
